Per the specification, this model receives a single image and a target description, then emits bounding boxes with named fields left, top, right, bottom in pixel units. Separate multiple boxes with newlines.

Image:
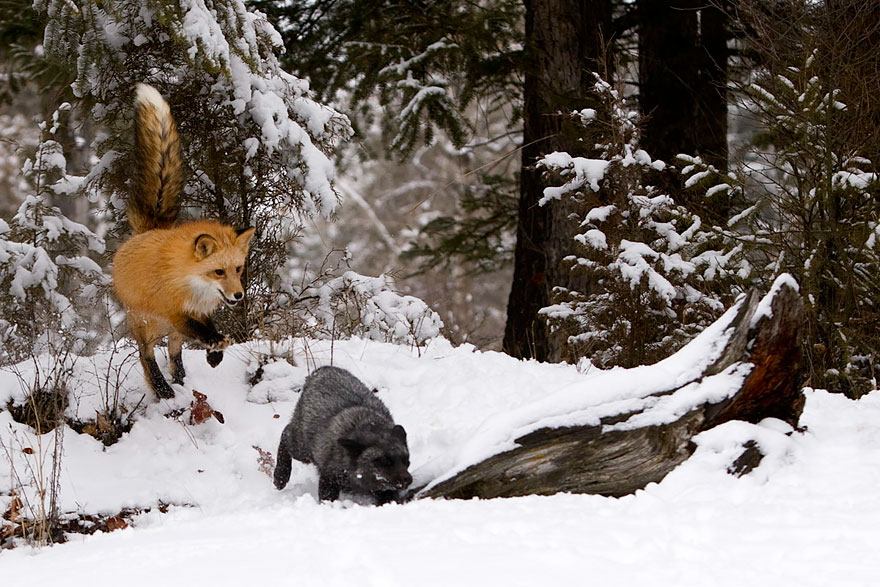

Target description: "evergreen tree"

left=252, top=0, right=523, bottom=160
left=257, top=0, right=623, bottom=360
left=31, top=0, right=353, bottom=340
left=0, top=106, right=107, bottom=364
left=709, top=50, right=878, bottom=396
left=252, top=0, right=526, bottom=346
left=539, top=78, right=731, bottom=367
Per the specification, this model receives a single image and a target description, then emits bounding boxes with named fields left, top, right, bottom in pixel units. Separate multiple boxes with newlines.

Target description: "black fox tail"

left=128, top=83, right=182, bottom=234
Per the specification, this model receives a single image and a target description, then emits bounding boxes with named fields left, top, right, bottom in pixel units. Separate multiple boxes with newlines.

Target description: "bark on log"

left=423, top=282, right=805, bottom=500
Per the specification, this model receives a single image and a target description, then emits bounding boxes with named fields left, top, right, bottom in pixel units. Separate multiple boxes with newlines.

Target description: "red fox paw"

left=206, top=349, right=224, bottom=368
left=206, top=335, right=232, bottom=351
left=205, top=336, right=232, bottom=367
left=207, top=336, right=232, bottom=367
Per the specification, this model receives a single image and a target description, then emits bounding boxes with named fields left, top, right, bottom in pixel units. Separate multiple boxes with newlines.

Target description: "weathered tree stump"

left=422, top=280, right=804, bottom=500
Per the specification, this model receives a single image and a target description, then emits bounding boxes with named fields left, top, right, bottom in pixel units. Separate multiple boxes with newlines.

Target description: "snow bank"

left=1, top=313, right=879, bottom=585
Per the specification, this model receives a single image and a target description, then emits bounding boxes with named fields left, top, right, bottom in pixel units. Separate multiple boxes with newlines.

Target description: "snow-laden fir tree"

left=538, top=78, right=735, bottom=369
left=254, top=0, right=522, bottom=160
left=683, top=49, right=880, bottom=397
left=33, top=0, right=353, bottom=340
left=250, top=0, right=523, bottom=346
left=306, top=270, right=443, bottom=348
left=0, top=105, right=107, bottom=364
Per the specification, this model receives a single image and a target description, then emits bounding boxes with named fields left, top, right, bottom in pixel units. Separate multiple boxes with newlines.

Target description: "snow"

left=2, top=296, right=880, bottom=584
left=750, top=273, right=800, bottom=327
left=833, top=168, right=877, bottom=191
left=616, top=240, right=678, bottom=301
left=583, top=204, right=616, bottom=224
left=309, top=271, right=444, bottom=345
left=574, top=228, right=608, bottom=250
left=705, top=182, right=731, bottom=197
left=380, top=39, right=457, bottom=77
left=537, top=151, right=611, bottom=204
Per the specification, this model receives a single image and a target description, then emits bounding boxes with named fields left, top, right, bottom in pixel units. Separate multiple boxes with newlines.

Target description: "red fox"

left=113, top=84, right=255, bottom=399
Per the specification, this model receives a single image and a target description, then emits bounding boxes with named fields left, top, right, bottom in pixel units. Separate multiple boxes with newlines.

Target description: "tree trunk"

left=694, top=1, right=730, bottom=171
left=503, top=0, right=612, bottom=361
left=425, top=281, right=804, bottom=500
left=639, top=0, right=729, bottom=170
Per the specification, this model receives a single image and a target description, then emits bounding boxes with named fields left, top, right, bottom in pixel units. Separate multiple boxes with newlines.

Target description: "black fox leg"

left=372, top=490, right=400, bottom=506
left=318, top=474, right=341, bottom=502
left=168, top=330, right=186, bottom=385
left=274, top=440, right=293, bottom=490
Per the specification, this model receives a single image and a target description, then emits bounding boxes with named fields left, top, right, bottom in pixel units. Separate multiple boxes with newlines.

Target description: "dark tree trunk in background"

left=503, top=0, right=613, bottom=361
left=695, top=2, right=729, bottom=171
left=638, top=0, right=729, bottom=171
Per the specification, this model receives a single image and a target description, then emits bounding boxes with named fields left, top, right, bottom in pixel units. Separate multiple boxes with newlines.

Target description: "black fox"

left=274, top=366, right=412, bottom=504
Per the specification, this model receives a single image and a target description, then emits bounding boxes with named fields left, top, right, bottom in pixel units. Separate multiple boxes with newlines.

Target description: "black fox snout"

left=396, top=473, right=413, bottom=489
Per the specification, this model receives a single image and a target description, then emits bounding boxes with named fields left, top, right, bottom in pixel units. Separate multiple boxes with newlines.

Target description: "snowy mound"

left=1, top=335, right=879, bottom=585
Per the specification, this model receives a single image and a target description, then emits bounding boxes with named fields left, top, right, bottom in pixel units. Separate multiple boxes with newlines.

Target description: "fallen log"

left=422, top=277, right=804, bottom=500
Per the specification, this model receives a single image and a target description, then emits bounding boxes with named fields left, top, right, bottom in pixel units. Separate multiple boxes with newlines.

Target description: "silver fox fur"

left=274, top=366, right=412, bottom=504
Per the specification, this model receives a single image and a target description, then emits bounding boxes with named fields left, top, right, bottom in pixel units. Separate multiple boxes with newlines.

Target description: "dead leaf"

left=96, top=412, right=111, bottom=432
left=105, top=516, right=128, bottom=532
left=190, top=390, right=219, bottom=425
left=0, top=519, right=15, bottom=540
left=3, top=495, right=23, bottom=523
left=22, top=447, right=34, bottom=455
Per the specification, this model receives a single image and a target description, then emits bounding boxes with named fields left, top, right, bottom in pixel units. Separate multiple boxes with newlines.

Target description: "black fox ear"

left=338, top=437, right=366, bottom=457
left=194, top=233, right=217, bottom=259
left=391, top=425, right=407, bottom=443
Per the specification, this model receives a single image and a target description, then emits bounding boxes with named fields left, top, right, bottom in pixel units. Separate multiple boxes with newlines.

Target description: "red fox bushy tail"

left=128, top=83, right=182, bottom=234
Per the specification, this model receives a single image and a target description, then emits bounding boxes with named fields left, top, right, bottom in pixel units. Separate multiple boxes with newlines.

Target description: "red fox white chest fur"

left=112, top=84, right=254, bottom=399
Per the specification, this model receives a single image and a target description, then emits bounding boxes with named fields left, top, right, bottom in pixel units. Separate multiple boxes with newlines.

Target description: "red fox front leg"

left=171, top=315, right=233, bottom=368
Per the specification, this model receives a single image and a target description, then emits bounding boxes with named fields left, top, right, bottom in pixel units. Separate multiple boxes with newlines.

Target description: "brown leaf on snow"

left=105, top=516, right=128, bottom=532
left=190, top=390, right=224, bottom=425
left=3, top=494, right=23, bottom=524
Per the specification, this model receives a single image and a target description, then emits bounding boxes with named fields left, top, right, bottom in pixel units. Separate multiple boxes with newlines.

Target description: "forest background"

left=0, top=0, right=877, bottom=400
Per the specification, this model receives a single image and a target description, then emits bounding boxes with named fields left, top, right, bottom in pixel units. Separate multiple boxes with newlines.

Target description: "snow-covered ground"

left=1, top=330, right=879, bottom=586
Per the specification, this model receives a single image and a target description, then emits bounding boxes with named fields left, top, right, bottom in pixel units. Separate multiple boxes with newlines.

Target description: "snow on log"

left=421, top=277, right=805, bottom=500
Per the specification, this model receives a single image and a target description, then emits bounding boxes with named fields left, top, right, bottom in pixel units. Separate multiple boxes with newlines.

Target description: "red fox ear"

left=234, top=227, right=255, bottom=251
left=194, top=233, right=218, bottom=259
